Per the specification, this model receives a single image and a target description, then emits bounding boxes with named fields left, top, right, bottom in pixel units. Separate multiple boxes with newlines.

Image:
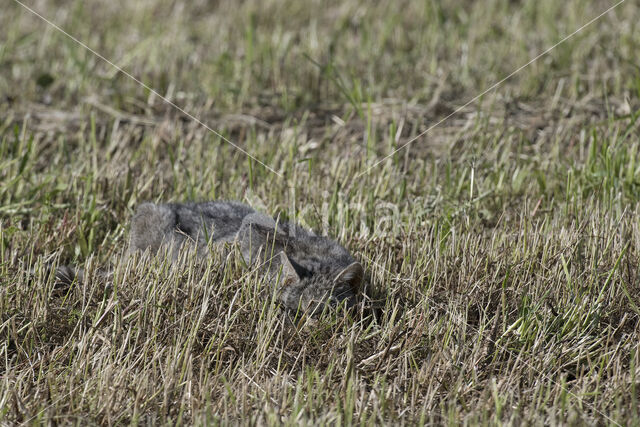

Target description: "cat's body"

left=59, top=201, right=363, bottom=315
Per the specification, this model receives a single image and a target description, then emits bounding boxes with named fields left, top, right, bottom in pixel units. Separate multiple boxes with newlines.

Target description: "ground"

left=2, top=0, right=640, bottom=424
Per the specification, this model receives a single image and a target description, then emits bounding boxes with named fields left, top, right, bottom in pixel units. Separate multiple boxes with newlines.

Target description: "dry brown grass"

left=2, top=0, right=640, bottom=424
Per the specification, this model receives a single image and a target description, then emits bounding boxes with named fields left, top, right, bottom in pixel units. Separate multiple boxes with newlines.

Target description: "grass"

left=2, top=0, right=640, bottom=424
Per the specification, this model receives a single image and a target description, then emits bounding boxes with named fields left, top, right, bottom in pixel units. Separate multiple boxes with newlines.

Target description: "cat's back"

left=177, top=201, right=255, bottom=223
left=129, top=200, right=255, bottom=253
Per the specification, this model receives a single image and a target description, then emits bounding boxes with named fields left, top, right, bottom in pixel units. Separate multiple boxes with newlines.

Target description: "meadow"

left=2, top=0, right=640, bottom=424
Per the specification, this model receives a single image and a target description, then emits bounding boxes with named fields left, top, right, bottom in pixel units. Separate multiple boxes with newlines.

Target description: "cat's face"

left=278, top=253, right=363, bottom=316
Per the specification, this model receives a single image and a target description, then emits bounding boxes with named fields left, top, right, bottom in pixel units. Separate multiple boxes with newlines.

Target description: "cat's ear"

left=279, top=252, right=300, bottom=287
left=334, top=262, right=364, bottom=292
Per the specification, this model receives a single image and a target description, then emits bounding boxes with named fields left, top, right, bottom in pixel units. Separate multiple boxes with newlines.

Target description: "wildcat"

left=55, top=201, right=364, bottom=316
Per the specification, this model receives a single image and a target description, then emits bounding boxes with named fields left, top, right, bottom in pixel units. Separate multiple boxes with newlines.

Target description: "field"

left=2, top=0, right=640, bottom=424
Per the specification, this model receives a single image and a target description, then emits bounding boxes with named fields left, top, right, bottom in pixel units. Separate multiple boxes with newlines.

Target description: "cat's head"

left=277, top=252, right=364, bottom=316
